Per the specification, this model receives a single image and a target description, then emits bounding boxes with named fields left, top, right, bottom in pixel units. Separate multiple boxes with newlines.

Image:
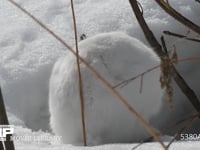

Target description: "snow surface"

left=0, top=0, right=200, bottom=149
left=7, top=114, right=200, bottom=150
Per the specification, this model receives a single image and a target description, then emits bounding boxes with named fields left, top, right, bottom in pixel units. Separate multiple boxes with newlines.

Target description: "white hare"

left=49, top=32, right=163, bottom=145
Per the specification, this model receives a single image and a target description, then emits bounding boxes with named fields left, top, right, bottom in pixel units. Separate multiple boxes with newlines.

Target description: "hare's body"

left=49, top=32, right=162, bottom=145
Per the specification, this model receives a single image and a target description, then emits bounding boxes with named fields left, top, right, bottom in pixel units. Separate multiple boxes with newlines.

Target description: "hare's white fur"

left=49, top=32, right=162, bottom=145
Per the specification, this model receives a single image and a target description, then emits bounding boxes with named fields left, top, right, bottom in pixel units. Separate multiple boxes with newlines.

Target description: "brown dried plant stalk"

left=114, top=56, right=200, bottom=90
left=160, top=36, right=177, bottom=108
left=7, top=0, right=164, bottom=147
left=70, top=0, right=87, bottom=146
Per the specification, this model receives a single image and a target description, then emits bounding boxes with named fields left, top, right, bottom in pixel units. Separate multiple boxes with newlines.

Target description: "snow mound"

left=49, top=32, right=162, bottom=145
left=0, top=0, right=67, bottom=131
left=4, top=114, right=200, bottom=150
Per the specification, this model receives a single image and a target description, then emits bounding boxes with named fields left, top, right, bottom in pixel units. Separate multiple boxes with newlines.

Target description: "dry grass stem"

left=113, top=66, right=159, bottom=88
left=160, top=56, right=175, bottom=108
left=70, top=0, right=87, bottom=146
left=114, top=55, right=200, bottom=91
left=139, top=75, right=144, bottom=94
left=160, top=36, right=177, bottom=108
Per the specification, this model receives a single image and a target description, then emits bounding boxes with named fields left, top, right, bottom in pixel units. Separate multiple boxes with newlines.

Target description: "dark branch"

left=195, top=0, right=200, bottom=3
left=0, top=86, right=15, bottom=150
left=163, top=31, right=200, bottom=43
left=155, top=0, right=200, bottom=34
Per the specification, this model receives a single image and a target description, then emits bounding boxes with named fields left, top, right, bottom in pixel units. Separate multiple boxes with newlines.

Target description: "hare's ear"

left=80, top=34, right=87, bottom=41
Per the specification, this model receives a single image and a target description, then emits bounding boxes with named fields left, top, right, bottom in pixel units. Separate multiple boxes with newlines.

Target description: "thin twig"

left=129, top=0, right=200, bottom=118
left=7, top=0, right=162, bottom=146
left=163, top=31, right=200, bottom=43
left=155, top=0, right=200, bottom=34
left=113, top=66, right=159, bottom=88
left=131, top=136, right=153, bottom=150
left=70, top=0, right=87, bottom=146
left=114, top=55, right=200, bottom=89
left=178, top=56, right=200, bottom=63
left=139, top=75, right=144, bottom=93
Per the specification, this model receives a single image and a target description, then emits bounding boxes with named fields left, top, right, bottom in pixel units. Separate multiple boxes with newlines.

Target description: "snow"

left=0, top=0, right=199, bottom=149
left=6, top=114, right=200, bottom=149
